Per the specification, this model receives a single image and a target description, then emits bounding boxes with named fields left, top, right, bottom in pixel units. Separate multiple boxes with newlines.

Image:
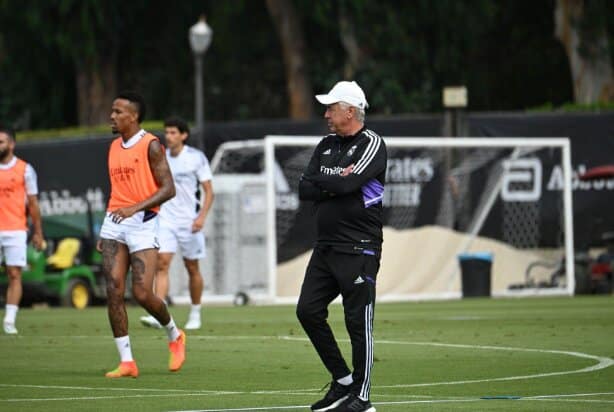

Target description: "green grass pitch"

left=1, top=296, right=613, bottom=411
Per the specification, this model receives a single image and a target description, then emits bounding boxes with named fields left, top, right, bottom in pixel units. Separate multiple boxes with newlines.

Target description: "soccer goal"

left=205, top=136, right=574, bottom=304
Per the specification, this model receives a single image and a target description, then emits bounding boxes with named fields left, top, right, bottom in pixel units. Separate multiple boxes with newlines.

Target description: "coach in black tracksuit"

left=297, top=81, right=386, bottom=412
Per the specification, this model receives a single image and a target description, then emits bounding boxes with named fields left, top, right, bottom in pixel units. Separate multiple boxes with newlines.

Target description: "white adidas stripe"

left=353, top=133, right=378, bottom=174
left=360, top=302, right=374, bottom=399
left=353, top=130, right=381, bottom=174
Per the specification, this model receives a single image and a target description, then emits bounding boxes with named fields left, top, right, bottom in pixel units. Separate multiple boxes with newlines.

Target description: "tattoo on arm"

left=127, top=140, right=176, bottom=214
left=148, top=139, right=175, bottom=204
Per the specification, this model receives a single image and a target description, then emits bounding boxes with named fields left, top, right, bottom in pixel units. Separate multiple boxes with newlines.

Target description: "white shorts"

left=99, top=211, right=160, bottom=253
left=158, top=222, right=206, bottom=260
left=0, top=231, right=27, bottom=267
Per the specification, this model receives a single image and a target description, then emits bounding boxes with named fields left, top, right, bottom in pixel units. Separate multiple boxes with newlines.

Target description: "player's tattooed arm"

left=140, top=139, right=176, bottom=210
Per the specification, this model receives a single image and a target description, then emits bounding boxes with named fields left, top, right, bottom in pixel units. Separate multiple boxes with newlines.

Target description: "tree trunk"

left=76, top=58, right=117, bottom=126
left=265, top=0, right=314, bottom=119
left=554, top=0, right=614, bottom=103
left=338, top=1, right=365, bottom=79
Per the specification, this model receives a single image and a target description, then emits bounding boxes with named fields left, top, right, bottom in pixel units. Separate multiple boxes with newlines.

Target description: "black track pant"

left=296, top=245, right=380, bottom=400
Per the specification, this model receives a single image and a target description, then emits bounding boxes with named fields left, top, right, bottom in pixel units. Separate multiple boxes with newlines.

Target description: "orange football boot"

left=105, top=360, right=139, bottom=378
left=168, top=329, right=186, bottom=372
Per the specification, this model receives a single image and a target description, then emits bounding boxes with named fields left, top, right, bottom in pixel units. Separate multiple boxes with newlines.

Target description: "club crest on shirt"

left=347, top=145, right=357, bottom=157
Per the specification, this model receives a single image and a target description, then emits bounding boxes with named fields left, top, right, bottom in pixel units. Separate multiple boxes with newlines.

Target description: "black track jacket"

left=299, top=126, right=387, bottom=252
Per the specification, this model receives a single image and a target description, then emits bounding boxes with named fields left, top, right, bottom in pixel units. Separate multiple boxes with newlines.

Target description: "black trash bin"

left=458, top=252, right=492, bottom=297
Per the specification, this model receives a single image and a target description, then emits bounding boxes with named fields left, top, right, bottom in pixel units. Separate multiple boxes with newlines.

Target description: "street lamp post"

left=189, top=15, right=213, bottom=147
left=442, top=86, right=468, bottom=137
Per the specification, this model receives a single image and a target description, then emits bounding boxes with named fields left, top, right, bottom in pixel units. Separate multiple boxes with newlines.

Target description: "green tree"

left=555, top=0, right=614, bottom=103
left=0, top=1, right=123, bottom=127
left=266, top=0, right=313, bottom=119
left=0, top=2, right=77, bottom=128
left=0, top=0, right=602, bottom=131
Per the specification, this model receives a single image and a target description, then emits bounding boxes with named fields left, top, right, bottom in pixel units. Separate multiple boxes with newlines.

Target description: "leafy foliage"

left=0, top=0, right=611, bottom=130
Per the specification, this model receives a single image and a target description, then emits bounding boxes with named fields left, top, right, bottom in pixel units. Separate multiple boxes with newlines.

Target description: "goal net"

left=203, top=136, right=574, bottom=303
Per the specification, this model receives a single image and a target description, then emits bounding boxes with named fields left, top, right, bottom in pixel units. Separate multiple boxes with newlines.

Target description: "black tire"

left=233, top=292, right=249, bottom=306
left=62, top=278, right=92, bottom=309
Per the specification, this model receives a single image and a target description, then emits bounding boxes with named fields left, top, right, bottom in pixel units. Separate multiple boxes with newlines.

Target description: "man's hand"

left=109, top=206, right=138, bottom=224
left=96, top=239, right=103, bottom=252
left=192, top=216, right=205, bottom=233
left=31, top=232, right=45, bottom=251
left=341, top=163, right=355, bottom=176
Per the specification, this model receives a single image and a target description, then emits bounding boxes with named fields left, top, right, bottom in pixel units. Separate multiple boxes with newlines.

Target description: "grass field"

left=1, top=296, right=613, bottom=411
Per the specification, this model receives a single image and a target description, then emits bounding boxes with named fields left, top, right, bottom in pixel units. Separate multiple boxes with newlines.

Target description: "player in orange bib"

left=97, top=92, right=185, bottom=378
left=0, top=126, right=44, bottom=335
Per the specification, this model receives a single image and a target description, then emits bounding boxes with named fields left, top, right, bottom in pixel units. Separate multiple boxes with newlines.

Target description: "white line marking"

left=170, top=399, right=483, bottom=411
left=0, top=392, right=609, bottom=407
left=2, top=392, right=319, bottom=403
left=531, top=399, right=614, bottom=403
left=2, top=335, right=613, bottom=408
left=0, top=384, right=236, bottom=394
left=0, top=335, right=286, bottom=340
left=170, top=407, right=309, bottom=412
left=375, top=399, right=481, bottom=406
left=523, top=392, right=614, bottom=399
left=4, top=393, right=230, bottom=402
left=171, top=394, right=614, bottom=412
left=281, top=336, right=614, bottom=389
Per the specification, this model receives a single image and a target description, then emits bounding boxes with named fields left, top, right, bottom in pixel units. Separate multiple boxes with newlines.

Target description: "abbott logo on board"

left=501, top=158, right=542, bottom=202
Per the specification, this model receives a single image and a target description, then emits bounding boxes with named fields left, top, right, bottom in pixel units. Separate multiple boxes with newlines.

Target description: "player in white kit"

left=141, top=117, right=214, bottom=330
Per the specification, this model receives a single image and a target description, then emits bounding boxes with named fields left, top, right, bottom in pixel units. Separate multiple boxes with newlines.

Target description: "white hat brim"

left=315, top=94, right=340, bottom=105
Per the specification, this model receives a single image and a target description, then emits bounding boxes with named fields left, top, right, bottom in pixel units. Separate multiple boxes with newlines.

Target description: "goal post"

left=207, top=136, right=574, bottom=303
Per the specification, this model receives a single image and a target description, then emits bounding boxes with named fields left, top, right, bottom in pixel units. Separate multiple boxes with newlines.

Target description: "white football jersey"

left=160, top=145, right=212, bottom=226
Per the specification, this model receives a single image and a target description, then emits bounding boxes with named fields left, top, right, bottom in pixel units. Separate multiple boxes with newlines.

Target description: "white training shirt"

left=160, top=145, right=212, bottom=226
left=0, top=156, right=38, bottom=195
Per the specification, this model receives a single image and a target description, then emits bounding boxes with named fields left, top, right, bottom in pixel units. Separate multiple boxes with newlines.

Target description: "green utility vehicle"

left=0, top=237, right=105, bottom=309
left=0, top=202, right=110, bottom=309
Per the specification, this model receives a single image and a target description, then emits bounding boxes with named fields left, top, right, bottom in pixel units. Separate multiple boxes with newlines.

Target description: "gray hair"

left=339, top=102, right=365, bottom=123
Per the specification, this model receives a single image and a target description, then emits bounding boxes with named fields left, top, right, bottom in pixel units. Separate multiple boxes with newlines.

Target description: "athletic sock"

left=337, top=374, right=353, bottom=386
left=3, top=304, right=18, bottom=324
left=114, top=336, right=134, bottom=362
left=164, top=317, right=181, bottom=341
left=189, top=304, right=201, bottom=319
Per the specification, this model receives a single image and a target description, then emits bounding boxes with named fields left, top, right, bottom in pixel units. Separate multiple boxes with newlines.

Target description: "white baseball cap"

left=315, top=81, right=369, bottom=109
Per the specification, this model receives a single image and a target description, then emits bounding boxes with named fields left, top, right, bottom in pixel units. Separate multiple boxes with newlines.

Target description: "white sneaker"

left=184, top=317, right=201, bottom=330
left=3, top=322, right=18, bottom=335
left=140, top=315, right=162, bottom=329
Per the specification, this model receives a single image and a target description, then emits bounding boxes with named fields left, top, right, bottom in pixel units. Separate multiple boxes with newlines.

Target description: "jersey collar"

left=336, top=125, right=366, bottom=142
left=121, top=129, right=147, bottom=149
left=0, top=155, right=17, bottom=169
left=168, top=144, right=187, bottom=158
